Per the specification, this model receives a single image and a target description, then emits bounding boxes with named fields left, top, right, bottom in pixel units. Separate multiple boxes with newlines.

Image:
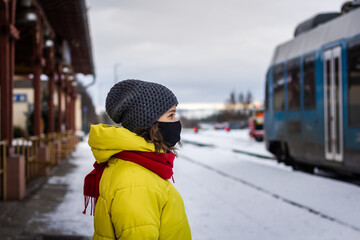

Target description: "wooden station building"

left=0, top=0, right=94, bottom=200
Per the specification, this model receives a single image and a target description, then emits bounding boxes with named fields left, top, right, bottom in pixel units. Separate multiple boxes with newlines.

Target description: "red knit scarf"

left=83, top=151, right=175, bottom=215
left=115, top=151, right=175, bottom=179
left=82, top=161, right=108, bottom=215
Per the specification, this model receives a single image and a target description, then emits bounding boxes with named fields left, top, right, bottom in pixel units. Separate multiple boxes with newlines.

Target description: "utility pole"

left=114, top=63, right=121, bottom=84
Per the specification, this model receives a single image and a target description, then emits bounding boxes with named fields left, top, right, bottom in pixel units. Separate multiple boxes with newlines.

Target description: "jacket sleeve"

left=110, top=186, right=163, bottom=240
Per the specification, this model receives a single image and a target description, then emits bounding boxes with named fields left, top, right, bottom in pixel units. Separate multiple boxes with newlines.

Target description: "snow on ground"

left=178, top=128, right=360, bottom=239
left=30, top=140, right=94, bottom=238
left=31, top=128, right=360, bottom=239
left=175, top=152, right=359, bottom=240
left=43, top=142, right=95, bottom=237
left=181, top=128, right=272, bottom=157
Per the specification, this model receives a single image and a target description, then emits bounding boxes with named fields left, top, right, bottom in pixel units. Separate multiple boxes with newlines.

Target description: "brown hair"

left=134, top=122, right=180, bottom=156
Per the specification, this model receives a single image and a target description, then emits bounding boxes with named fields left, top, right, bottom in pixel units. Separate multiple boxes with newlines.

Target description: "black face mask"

left=157, top=121, right=182, bottom=147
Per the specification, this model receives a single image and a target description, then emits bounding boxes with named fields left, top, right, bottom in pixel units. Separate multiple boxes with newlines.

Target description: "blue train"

left=264, top=2, right=360, bottom=175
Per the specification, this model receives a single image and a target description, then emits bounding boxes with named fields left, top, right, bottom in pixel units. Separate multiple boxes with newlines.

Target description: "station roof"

left=15, top=0, right=94, bottom=76
left=38, top=0, right=94, bottom=75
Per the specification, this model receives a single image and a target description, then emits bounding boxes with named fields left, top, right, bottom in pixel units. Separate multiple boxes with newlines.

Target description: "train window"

left=348, top=37, right=360, bottom=127
left=304, top=54, right=316, bottom=109
left=273, top=64, right=285, bottom=111
left=287, top=58, right=301, bottom=110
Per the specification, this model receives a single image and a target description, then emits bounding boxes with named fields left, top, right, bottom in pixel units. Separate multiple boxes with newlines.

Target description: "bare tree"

left=228, top=91, right=236, bottom=105
left=245, top=91, right=253, bottom=106
left=238, top=93, right=244, bottom=105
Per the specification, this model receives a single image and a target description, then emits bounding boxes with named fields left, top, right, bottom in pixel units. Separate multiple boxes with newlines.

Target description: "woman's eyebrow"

left=168, top=109, right=176, bottom=113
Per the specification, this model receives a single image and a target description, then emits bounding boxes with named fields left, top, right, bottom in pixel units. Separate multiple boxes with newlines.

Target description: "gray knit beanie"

left=105, top=79, right=178, bottom=132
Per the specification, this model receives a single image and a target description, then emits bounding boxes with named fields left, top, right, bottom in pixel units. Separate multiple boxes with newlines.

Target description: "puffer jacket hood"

left=88, top=123, right=156, bottom=163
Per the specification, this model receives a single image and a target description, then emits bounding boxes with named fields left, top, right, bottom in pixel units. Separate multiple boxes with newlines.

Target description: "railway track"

left=182, top=139, right=360, bottom=186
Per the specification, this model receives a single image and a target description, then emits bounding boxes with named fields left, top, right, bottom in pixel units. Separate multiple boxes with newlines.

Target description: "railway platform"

left=0, top=143, right=91, bottom=240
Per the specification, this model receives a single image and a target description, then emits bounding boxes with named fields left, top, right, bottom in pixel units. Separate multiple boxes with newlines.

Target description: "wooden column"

left=64, top=73, right=71, bottom=131
left=1, top=0, right=26, bottom=201
left=48, top=72, right=55, bottom=133
left=71, top=85, right=77, bottom=131
left=0, top=1, right=11, bottom=141
left=33, top=15, right=44, bottom=136
left=46, top=46, right=55, bottom=133
left=0, top=0, right=19, bottom=144
left=67, top=83, right=73, bottom=131
left=9, top=0, right=17, bottom=145
left=56, top=64, right=63, bottom=132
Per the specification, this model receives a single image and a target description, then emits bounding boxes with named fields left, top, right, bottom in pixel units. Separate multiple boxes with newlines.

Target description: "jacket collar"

left=88, top=123, right=156, bottom=163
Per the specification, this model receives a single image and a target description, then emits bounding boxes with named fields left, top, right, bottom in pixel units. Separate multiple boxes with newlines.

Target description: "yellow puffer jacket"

left=88, top=124, right=191, bottom=240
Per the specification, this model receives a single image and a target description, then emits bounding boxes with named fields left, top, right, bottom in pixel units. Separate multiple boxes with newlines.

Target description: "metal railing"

left=0, top=140, right=7, bottom=201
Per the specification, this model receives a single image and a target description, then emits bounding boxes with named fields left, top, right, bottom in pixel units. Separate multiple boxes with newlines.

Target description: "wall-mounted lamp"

left=62, top=67, right=70, bottom=74
left=44, top=39, right=54, bottom=48
left=16, top=10, right=37, bottom=23
left=16, top=0, right=37, bottom=24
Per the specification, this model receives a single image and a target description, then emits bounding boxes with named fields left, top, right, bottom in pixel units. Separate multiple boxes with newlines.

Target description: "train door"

left=323, top=46, right=343, bottom=162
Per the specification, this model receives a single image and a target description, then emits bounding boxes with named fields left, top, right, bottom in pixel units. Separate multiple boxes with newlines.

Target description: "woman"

left=83, top=79, right=191, bottom=240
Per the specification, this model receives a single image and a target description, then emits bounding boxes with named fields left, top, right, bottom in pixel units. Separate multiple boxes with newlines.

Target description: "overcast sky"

left=82, top=0, right=344, bottom=107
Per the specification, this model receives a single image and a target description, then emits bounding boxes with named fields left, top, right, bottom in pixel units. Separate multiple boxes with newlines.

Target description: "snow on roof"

left=271, top=8, right=360, bottom=66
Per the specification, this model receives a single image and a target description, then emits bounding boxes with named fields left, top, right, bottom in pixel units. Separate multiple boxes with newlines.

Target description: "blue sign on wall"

left=13, top=94, right=28, bottom=102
